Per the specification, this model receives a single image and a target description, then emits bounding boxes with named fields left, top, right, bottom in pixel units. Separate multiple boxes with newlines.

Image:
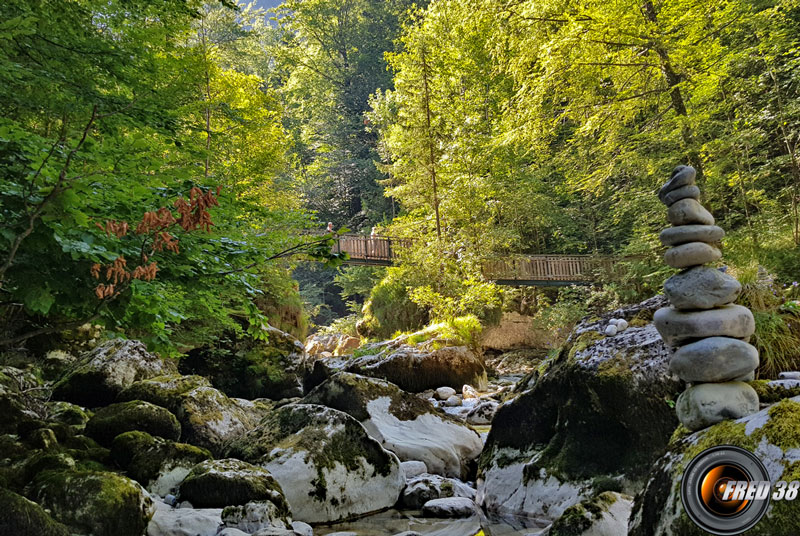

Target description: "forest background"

left=2, top=0, right=800, bottom=374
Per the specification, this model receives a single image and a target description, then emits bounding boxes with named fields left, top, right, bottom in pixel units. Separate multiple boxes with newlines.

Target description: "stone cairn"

left=653, top=165, right=760, bottom=431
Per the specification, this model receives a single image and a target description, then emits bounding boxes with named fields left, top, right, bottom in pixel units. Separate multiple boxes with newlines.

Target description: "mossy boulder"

left=303, top=373, right=482, bottom=479
left=401, top=473, right=476, bottom=509
left=28, top=470, right=154, bottom=536
left=111, top=431, right=211, bottom=496
left=226, top=403, right=404, bottom=524
left=179, top=459, right=288, bottom=510
left=0, top=367, right=41, bottom=434
left=117, top=374, right=211, bottom=413
left=0, top=487, right=71, bottom=536
left=343, top=345, right=488, bottom=393
left=629, top=396, right=800, bottom=535
left=45, top=401, right=90, bottom=427
left=548, top=491, right=632, bottom=536
left=180, top=326, right=308, bottom=400
left=85, top=400, right=181, bottom=446
left=749, top=379, right=800, bottom=403
left=477, top=296, right=681, bottom=522
left=221, top=500, right=292, bottom=534
left=52, top=339, right=176, bottom=407
left=118, top=375, right=258, bottom=455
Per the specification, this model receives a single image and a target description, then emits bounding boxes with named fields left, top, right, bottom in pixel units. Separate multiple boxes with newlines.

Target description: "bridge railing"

left=333, top=235, right=412, bottom=265
left=482, top=254, right=617, bottom=283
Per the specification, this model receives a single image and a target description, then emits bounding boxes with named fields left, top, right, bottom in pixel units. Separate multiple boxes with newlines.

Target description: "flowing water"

left=313, top=508, right=549, bottom=536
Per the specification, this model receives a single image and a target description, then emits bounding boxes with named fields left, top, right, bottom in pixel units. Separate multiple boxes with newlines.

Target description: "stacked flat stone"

left=653, top=165, right=760, bottom=431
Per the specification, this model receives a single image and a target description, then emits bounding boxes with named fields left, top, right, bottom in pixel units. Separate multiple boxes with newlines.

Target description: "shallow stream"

left=313, top=508, right=549, bottom=536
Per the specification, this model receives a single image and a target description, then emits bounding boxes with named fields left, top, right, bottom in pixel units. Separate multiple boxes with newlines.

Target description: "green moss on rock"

left=748, top=379, right=800, bottom=403
left=0, top=487, right=71, bottom=536
left=179, top=327, right=305, bottom=400
left=111, top=431, right=211, bottom=490
left=303, top=372, right=442, bottom=422
left=178, top=458, right=288, bottom=510
left=85, top=400, right=181, bottom=446
left=117, top=374, right=211, bottom=414
left=29, top=470, right=154, bottom=536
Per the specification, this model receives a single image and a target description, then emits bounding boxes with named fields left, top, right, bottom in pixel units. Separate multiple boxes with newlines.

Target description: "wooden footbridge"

left=332, top=234, right=618, bottom=286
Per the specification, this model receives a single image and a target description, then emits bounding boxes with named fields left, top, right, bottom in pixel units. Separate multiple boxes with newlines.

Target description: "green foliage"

left=317, top=314, right=360, bottom=338
left=360, top=267, right=428, bottom=338
left=0, top=0, right=335, bottom=354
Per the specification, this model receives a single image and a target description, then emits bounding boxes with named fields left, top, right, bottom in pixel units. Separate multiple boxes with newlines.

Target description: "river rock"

left=111, top=431, right=211, bottom=496
left=662, top=184, right=701, bottom=206
left=659, top=224, right=724, bottom=247
left=466, top=401, right=498, bottom=425
left=401, top=460, right=428, bottom=479
left=0, top=487, right=71, bottom=536
left=658, top=165, right=696, bottom=203
left=444, top=395, right=461, bottom=407
left=146, top=500, right=222, bottom=536
left=664, top=242, right=721, bottom=269
left=221, top=500, right=291, bottom=534
left=118, top=375, right=258, bottom=455
left=344, top=345, right=488, bottom=392
left=421, top=497, right=479, bottom=518
left=547, top=492, right=633, bottom=536
left=669, top=337, right=759, bottom=383
left=604, top=324, right=617, bottom=336
left=477, top=296, right=680, bottom=522
left=630, top=397, right=800, bottom=535
left=226, top=403, right=404, bottom=524
left=180, top=326, right=309, bottom=400
left=52, top=339, right=176, bottom=407
left=85, top=400, right=181, bottom=446
left=291, top=521, right=313, bottom=536
left=401, top=474, right=476, bottom=509
left=178, top=459, right=288, bottom=509
left=302, top=373, right=482, bottom=479
left=676, top=382, right=759, bottom=431
left=663, top=266, right=741, bottom=309
left=462, top=385, right=479, bottom=399
left=28, top=470, right=154, bottom=536
left=779, top=371, right=800, bottom=380
left=435, top=386, right=456, bottom=400
left=667, top=198, right=714, bottom=226
left=653, top=304, right=755, bottom=346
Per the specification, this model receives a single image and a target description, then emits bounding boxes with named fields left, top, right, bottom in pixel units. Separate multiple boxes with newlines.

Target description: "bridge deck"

left=331, top=234, right=617, bottom=286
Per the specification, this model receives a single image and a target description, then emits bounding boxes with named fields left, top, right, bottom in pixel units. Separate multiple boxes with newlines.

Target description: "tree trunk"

left=641, top=1, right=704, bottom=179
left=420, top=46, right=442, bottom=239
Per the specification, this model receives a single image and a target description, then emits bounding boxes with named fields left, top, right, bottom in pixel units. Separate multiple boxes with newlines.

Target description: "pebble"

left=616, top=319, right=628, bottom=331
left=658, top=165, right=696, bottom=203
left=400, top=460, right=428, bottom=480
left=444, top=395, right=462, bottom=407
left=604, top=325, right=618, bottom=336
left=664, top=266, right=741, bottom=309
left=654, top=304, right=755, bottom=346
left=664, top=242, right=721, bottom=269
left=291, top=521, right=313, bottom=536
left=676, top=382, right=759, bottom=431
left=669, top=337, right=759, bottom=383
left=421, top=497, right=479, bottom=518
left=662, top=184, right=701, bottom=206
left=435, top=387, right=457, bottom=400
left=659, top=224, right=725, bottom=247
left=462, top=384, right=479, bottom=399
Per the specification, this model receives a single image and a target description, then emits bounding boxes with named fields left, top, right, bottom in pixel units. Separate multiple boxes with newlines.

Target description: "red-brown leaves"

left=91, top=186, right=221, bottom=300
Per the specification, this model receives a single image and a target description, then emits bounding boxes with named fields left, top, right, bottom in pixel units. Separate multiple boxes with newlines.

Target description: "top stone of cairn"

left=658, top=165, right=696, bottom=205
